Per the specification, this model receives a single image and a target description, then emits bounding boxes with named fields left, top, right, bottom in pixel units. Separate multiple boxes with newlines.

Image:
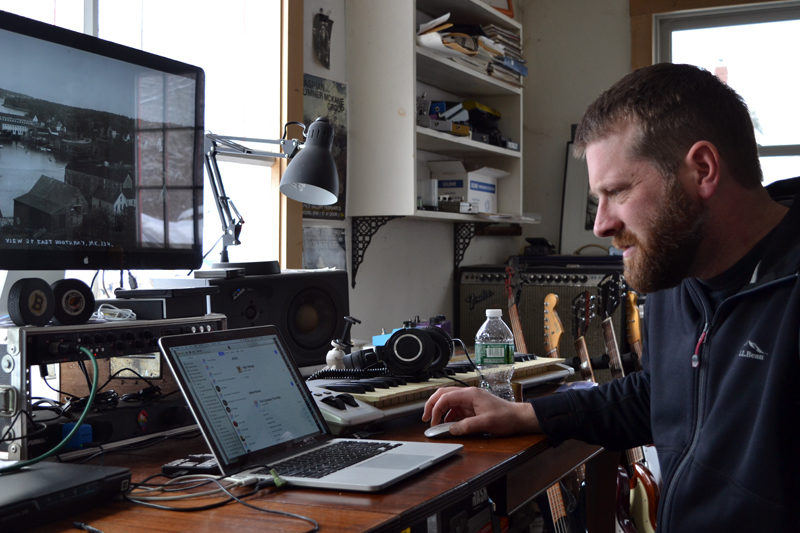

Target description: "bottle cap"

left=485, top=309, right=502, bottom=317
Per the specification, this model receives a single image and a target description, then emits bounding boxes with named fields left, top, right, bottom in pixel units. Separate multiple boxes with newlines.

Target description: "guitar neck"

left=508, top=302, right=528, bottom=354
left=574, top=336, right=595, bottom=382
left=546, top=483, right=569, bottom=529
left=626, top=446, right=645, bottom=465
left=602, top=317, right=625, bottom=381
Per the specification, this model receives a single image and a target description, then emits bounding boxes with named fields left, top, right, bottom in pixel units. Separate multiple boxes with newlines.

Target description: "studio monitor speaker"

left=208, top=270, right=349, bottom=369
left=457, top=258, right=625, bottom=383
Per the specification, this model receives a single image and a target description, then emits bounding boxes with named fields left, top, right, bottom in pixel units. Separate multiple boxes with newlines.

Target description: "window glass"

left=671, top=20, right=800, bottom=149
left=0, top=0, right=83, bottom=31
left=760, top=156, right=800, bottom=185
left=659, top=5, right=800, bottom=187
left=97, top=0, right=282, bottom=267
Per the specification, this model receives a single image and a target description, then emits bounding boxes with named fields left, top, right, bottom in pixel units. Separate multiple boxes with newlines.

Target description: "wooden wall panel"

left=629, top=0, right=777, bottom=70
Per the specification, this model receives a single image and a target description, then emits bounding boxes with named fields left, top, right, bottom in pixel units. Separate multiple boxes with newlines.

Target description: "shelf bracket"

left=350, top=216, right=401, bottom=288
left=454, top=222, right=479, bottom=271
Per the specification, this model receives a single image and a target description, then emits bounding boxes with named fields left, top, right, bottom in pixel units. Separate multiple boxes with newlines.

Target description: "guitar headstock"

left=625, top=287, right=642, bottom=347
left=571, top=291, right=597, bottom=339
left=543, top=293, right=564, bottom=356
left=597, top=273, right=622, bottom=320
left=504, top=258, right=524, bottom=306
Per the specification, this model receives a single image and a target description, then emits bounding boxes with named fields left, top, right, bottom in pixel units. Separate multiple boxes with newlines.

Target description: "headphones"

left=343, top=326, right=453, bottom=377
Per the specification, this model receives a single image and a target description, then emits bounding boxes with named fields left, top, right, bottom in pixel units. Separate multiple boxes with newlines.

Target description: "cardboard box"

left=428, top=161, right=508, bottom=213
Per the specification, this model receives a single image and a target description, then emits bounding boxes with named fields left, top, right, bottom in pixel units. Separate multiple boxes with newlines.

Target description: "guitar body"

left=599, top=275, right=659, bottom=533
left=615, top=466, right=638, bottom=533
left=629, top=462, right=659, bottom=533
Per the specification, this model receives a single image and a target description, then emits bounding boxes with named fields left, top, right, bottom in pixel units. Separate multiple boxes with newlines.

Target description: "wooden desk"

left=33, top=422, right=617, bottom=532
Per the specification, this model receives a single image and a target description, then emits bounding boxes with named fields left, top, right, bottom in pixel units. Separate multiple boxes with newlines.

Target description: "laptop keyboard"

left=271, top=441, right=402, bottom=478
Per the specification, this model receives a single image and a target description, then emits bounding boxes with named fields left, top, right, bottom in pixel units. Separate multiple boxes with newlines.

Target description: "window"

left=655, top=2, right=800, bottom=186
left=0, top=0, right=293, bottom=293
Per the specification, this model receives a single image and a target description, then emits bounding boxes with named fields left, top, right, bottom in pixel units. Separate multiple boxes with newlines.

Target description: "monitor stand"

left=0, top=270, right=65, bottom=319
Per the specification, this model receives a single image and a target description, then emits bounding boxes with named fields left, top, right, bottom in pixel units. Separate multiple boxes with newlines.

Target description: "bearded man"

left=423, top=63, right=800, bottom=532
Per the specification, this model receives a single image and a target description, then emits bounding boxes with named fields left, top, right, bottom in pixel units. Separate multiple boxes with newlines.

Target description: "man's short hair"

left=573, top=63, right=762, bottom=187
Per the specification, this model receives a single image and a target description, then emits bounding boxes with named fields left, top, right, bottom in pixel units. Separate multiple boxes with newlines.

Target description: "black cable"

left=97, top=366, right=159, bottom=395
left=452, top=338, right=479, bottom=371
left=77, top=359, right=92, bottom=388
left=89, top=269, right=100, bottom=293
left=0, top=411, right=22, bottom=443
left=0, top=347, right=98, bottom=474
left=443, top=375, right=471, bottom=387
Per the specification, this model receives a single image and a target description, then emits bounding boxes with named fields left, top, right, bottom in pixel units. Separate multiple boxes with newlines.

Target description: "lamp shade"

left=279, top=117, right=339, bottom=205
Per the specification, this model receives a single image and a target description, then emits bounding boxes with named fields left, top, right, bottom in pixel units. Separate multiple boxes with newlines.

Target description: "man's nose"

left=593, top=199, right=621, bottom=238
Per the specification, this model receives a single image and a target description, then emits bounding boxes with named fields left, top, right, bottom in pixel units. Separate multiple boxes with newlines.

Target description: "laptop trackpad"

left=360, top=454, right=428, bottom=470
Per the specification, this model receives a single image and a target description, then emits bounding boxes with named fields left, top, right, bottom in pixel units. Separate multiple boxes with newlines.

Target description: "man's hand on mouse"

left=422, top=386, right=540, bottom=436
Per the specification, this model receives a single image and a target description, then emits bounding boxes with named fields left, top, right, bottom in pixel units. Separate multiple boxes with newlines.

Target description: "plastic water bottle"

left=474, top=309, right=515, bottom=401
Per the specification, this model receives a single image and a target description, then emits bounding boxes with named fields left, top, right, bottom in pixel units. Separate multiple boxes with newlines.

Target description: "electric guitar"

left=571, top=291, right=597, bottom=383
left=540, top=292, right=577, bottom=533
left=543, top=293, right=564, bottom=358
left=504, top=261, right=528, bottom=354
left=625, top=288, right=644, bottom=368
left=598, top=274, right=659, bottom=533
left=501, top=269, right=570, bottom=532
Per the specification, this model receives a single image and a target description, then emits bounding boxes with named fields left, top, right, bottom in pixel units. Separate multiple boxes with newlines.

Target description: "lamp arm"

left=203, top=145, right=241, bottom=263
left=203, top=132, right=303, bottom=263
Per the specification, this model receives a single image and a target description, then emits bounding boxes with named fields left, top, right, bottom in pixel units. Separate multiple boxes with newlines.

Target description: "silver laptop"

left=158, top=325, right=462, bottom=492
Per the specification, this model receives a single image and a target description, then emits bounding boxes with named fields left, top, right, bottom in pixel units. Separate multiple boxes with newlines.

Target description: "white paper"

left=417, top=12, right=450, bottom=35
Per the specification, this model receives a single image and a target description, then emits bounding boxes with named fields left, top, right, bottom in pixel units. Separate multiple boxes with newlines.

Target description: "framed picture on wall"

left=559, top=140, right=612, bottom=255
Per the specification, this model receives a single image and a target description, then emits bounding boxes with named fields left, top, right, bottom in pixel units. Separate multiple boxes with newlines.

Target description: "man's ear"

left=685, top=141, right=720, bottom=200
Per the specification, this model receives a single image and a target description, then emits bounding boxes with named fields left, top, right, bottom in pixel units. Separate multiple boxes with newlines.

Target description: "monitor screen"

left=0, top=11, right=204, bottom=270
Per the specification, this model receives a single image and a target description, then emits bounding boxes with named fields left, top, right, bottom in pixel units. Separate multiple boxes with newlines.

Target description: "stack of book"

left=481, top=24, right=526, bottom=87
left=416, top=14, right=526, bottom=88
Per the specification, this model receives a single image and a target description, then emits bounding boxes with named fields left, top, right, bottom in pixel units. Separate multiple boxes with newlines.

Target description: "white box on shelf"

left=428, top=161, right=508, bottom=213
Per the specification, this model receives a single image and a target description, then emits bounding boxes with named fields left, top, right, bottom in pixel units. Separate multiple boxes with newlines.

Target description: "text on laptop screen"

left=168, top=334, right=324, bottom=464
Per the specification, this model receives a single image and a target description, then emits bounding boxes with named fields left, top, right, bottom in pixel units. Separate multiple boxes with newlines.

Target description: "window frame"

left=84, top=0, right=304, bottom=269
left=631, top=0, right=800, bottom=182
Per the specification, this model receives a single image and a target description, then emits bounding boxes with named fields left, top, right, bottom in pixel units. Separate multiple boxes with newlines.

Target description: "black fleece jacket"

left=531, top=188, right=800, bottom=532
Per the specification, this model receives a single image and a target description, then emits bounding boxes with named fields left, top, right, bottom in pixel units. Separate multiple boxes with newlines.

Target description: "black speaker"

left=457, top=258, right=625, bottom=383
left=208, top=270, right=349, bottom=368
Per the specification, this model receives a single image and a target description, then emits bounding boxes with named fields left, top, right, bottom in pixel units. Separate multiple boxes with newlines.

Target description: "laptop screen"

left=162, top=327, right=329, bottom=469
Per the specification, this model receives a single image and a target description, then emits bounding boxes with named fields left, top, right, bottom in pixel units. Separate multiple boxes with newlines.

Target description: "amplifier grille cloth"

left=458, top=267, right=625, bottom=384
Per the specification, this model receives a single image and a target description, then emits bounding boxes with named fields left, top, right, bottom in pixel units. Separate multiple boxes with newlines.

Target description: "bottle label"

left=475, top=343, right=514, bottom=364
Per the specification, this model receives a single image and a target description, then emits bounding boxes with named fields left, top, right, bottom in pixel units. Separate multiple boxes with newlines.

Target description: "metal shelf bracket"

left=350, top=216, right=401, bottom=288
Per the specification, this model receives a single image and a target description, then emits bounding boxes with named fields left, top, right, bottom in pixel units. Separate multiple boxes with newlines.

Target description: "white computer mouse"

left=424, top=421, right=456, bottom=438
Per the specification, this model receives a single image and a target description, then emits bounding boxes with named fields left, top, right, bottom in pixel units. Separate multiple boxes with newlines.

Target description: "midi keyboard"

left=306, top=357, right=572, bottom=434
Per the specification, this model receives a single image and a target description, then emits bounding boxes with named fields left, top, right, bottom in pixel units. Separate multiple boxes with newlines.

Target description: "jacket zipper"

left=660, top=292, right=711, bottom=531
left=658, top=272, right=796, bottom=529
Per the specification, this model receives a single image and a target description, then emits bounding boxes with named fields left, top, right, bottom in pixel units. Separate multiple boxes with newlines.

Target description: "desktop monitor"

left=0, top=11, right=205, bottom=271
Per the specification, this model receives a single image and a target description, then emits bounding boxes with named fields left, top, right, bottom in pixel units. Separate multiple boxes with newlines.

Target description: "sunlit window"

left=98, top=0, right=282, bottom=267
left=0, top=1, right=283, bottom=292
left=0, top=0, right=82, bottom=31
left=657, top=3, right=800, bottom=186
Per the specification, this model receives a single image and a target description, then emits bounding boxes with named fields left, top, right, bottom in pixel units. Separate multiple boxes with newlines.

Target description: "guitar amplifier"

left=457, top=257, right=626, bottom=383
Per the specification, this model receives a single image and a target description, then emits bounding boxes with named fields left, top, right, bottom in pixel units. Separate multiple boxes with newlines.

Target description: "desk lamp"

left=204, top=117, right=339, bottom=269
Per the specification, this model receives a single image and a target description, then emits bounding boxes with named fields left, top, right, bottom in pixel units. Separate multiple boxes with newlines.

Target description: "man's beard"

left=614, top=178, right=706, bottom=293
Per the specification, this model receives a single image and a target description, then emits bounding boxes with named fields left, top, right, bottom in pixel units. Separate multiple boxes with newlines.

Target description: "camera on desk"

left=344, top=317, right=454, bottom=378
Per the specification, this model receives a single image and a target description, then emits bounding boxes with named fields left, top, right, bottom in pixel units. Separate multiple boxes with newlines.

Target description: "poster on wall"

left=302, top=225, right=346, bottom=269
left=302, top=73, right=347, bottom=220
left=304, top=0, right=346, bottom=84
